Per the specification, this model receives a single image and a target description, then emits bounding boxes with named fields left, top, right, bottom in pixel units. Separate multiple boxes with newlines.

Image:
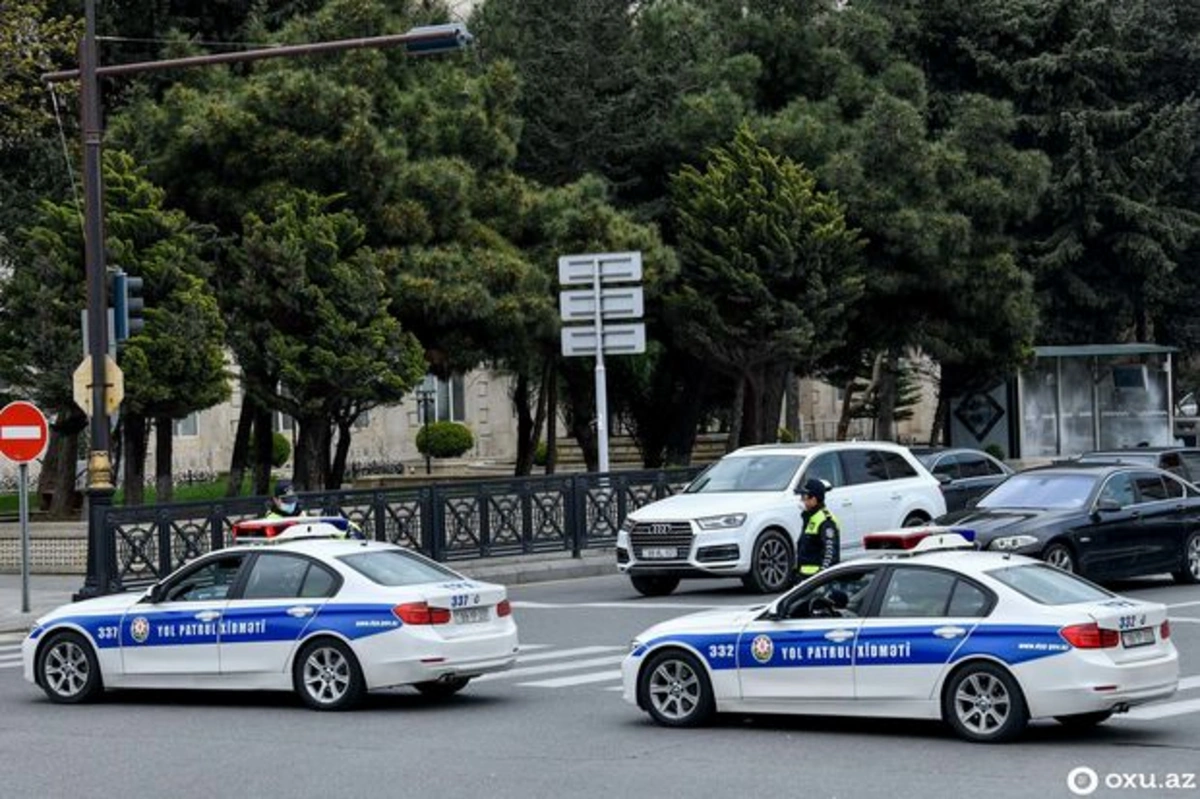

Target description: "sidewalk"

left=0, top=550, right=617, bottom=635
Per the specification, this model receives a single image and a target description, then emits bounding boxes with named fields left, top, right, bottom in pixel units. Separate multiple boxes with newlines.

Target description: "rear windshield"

left=986, top=563, right=1113, bottom=605
left=339, top=549, right=461, bottom=586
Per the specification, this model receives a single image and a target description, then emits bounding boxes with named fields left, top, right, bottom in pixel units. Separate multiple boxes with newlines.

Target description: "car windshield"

left=684, top=455, right=804, bottom=493
left=976, top=473, right=1096, bottom=510
left=339, top=549, right=461, bottom=586
left=986, top=564, right=1113, bottom=605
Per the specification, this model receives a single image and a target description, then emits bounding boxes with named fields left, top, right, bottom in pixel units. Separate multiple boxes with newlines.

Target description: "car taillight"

left=392, top=602, right=451, bottom=625
left=496, top=599, right=512, bottom=617
left=1060, top=623, right=1120, bottom=649
left=1160, top=620, right=1171, bottom=640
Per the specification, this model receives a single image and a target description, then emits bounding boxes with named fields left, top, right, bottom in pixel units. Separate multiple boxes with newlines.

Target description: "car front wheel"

left=741, top=529, right=793, bottom=594
left=638, top=649, right=715, bottom=728
left=293, top=639, right=365, bottom=711
left=1173, top=531, right=1200, bottom=584
left=1043, top=543, right=1076, bottom=574
left=37, top=631, right=103, bottom=704
left=942, top=662, right=1028, bottom=743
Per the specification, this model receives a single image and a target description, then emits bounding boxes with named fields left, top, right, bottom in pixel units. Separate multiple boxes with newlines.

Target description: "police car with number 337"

left=622, top=528, right=1179, bottom=742
left=22, top=518, right=518, bottom=710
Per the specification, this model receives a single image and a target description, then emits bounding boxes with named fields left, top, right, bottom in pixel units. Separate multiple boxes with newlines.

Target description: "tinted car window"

left=165, top=555, right=246, bottom=602
left=881, top=451, right=917, bottom=479
left=841, top=450, right=889, bottom=485
left=1133, top=473, right=1168, bottom=502
left=1159, top=452, right=1185, bottom=477
left=301, top=564, right=338, bottom=598
left=804, top=452, right=845, bottom=488
left=930, top=454, right=960, bottom=479
left=1163, top=474, right=1186, bottom=499
left=986, top=564, right=1113, bottom=605
left=959, top=455, right=993, bottom=478
left=243, top=554, right=337, bottom=600
left=1097, top=473, right=1136, bottom=507
left=1181, top=453, right=1200, bottom=481
left=878, top=568, right=956, bottom=617
left=947, top=580, right=990, bottom=617
left=340, top=549, right=460, bottom=586
left=784, top=567, right=879, bottom=619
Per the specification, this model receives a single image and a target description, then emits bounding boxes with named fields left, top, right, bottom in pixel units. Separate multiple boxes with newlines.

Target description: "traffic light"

left=112, top=269, right=145, bottom=342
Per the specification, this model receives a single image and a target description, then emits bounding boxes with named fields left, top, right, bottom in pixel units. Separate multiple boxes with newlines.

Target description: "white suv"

left=616, top=442, right=946, bottom=596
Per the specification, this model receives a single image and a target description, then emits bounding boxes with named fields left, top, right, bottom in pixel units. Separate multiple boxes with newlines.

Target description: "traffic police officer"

left=797, top=478, right=840, bottom=578
left=265, top=479, right=301, bottom=519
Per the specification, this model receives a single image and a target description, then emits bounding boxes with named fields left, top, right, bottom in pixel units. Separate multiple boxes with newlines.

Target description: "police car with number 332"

left=22, top=518, right=518, bottom=710
left=622, top=528, right=1179, bottom=742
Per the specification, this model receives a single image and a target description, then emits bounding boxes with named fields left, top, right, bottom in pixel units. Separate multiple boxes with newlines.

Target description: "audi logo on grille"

left=651, top=523, right=672, bottom=534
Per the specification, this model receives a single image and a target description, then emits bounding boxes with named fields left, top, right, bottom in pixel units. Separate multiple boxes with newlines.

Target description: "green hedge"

left=416, top=421, right=474, bottom=458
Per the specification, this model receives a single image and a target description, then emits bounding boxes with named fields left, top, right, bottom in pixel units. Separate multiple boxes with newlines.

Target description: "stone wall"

left=0, top=523, right=87, bottom=575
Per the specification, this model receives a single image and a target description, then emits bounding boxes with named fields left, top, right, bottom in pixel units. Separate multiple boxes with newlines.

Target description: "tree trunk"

left=252, top=405, right=273, bottom=495
left=836, top=378, right=858, bottom=441
left=329, top=421, right=352, bottom=489
left=727, top=376, right=746, bottom=451
left=226, top=397, right=254, bottom=497
left=545, top=360, right=558, bottom=475
left=785, top=371, right=800, bottom=441
left=664, top=368, right=708, bottom=466
left=294, top=417, right=328, bottom=491
left=122, top=413, right=149, bottom=506
left=154, top=416, right=173, bottom=504
left=875, top=349, right=900, bottom=442
left=929, top=379, right=949, bottom=447
left=755, top=364, right=788, bottom=444
left=40, top=408, right=86, bottom=516
left=513, top=371, right=535, bottom=476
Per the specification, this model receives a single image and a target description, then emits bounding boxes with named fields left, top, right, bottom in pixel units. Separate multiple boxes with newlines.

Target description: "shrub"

left=272, top=432, right=291, bottom=467
left=777, top=427, right=796, bottom=443
left=416, top=421, right=474, bottom=458
left=534, top=441, right=557, bottom=466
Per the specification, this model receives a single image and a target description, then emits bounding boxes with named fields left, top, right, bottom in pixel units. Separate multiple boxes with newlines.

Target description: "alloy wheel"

left=954, top=672, right=1012, bottom=737
left=756, top=536, right=791, bottom=590
left=43, top=639, right=90, bottom=699
left=647, top=658, right=702, bottom=722
left=302, top=646, right=352, bottom=706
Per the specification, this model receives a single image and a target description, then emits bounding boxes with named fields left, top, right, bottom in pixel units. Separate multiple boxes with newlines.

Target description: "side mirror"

left=936, top=473, right=952, bottom=485
left=760, top=604, right=784, bottom=621
left=1095, top=498, right=1122, bottom=513
left=965, top=497, right=979, bottom=509
left=145, top=584, right=165, bottom=604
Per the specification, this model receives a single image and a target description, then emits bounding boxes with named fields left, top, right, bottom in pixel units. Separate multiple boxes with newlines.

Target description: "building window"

left=274, top=412, right=294, bottom=433
left=173, top=413, right=198, bottom=437
left=419, top=374, right=467, bottom=423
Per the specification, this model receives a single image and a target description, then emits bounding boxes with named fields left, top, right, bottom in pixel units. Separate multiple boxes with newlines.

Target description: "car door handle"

left=824, top=629, right=855, bottom=643
left=194, top=610, right=220, bottom=622
left=890, top=493, right=902, bottom=501
left=287, top=606, right=315, bottom=618
left=1079, top=536, right=1092, bottom=543
left=933, top=626, right=967, bottom=639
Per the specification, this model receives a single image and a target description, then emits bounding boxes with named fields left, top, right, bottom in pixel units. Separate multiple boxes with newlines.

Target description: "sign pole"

left=18, top=463, right=30, bottom=613
left=593, top=264, right=610, bottom=473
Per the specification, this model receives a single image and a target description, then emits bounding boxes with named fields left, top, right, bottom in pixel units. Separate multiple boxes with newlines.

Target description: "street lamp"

left=416, top=375, right=437, bottom=475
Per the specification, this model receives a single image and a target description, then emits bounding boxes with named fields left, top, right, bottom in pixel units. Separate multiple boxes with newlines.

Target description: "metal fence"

left=88, top=467, right=704, bottom=593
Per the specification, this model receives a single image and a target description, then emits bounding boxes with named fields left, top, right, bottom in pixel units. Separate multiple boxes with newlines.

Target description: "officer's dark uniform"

left=797, top=478, right=840, bottom=578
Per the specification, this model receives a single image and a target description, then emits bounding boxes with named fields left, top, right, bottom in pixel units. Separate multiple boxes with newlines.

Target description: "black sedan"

left=939, top=463, right=1200, bottom=583
left=910, top=446, right=1013, bottom=512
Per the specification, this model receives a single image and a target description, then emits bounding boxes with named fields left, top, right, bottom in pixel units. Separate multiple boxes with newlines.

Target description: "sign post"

left=0, top=401, right=50, bottom=613
left=558, top=252, right=645, bottom=473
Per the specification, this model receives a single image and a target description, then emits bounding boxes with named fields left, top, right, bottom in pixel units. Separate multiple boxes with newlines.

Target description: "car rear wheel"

left=942, top=662, right=1028, bottom=743
left=638, top=649, right=715, bottom=728
left=293, top=639, right=365, bottom=711
left=1043, top=543, right=1076, bottom=574
left=37, top=631, right=103, bottom=704
left=414, top=676, right=471, bottom=698
left=902, top=513, right=930, bottom=527
left=630, top=575, right=680, bottom=597
left=741, top=529, right=793, bottom=594
left=1172, top=531, right=1200, bottom=584
left=1055, top=710, right=1113, bottom=729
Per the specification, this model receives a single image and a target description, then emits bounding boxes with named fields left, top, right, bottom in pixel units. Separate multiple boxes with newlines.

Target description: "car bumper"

left=616, top=529, right=748, bottom=577
left=356, top=622, right=520, bottom=690
left=621, top=652, right=642, bottom=707
left=1017, top=647, right=1180, bottom=718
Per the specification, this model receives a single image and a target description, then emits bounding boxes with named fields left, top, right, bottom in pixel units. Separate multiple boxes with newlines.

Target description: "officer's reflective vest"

left=798, top=508, right=839, bottom=576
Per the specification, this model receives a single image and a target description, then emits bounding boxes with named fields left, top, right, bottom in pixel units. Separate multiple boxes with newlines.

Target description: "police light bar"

left=232, top=517, right=353, bottom=544
left=862, top=527, right=977, bottom=553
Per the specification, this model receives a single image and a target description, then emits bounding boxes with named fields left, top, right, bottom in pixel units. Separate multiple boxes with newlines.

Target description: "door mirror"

left=760, top=603, right=784, bottom=621
left=1095, top=498, right=1122, bottom=513
left=144, top=583, right=165, bottom=604
left=936, top=473, right=953, bottom=485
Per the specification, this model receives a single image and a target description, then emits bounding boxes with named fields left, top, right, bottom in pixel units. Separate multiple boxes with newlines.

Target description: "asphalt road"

left=1, top=573, right=1197, bottom=799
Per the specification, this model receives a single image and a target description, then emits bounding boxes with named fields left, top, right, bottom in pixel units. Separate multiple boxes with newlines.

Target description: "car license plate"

left=453, top=607, right=490, bottom=624
left=642, top=547, right=678, bottom=559
left=1121, top=627, right=1155, bottom=648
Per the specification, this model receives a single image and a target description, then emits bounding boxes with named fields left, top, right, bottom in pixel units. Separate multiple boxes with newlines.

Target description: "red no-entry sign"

left=0, top=401, right=49, bottom=463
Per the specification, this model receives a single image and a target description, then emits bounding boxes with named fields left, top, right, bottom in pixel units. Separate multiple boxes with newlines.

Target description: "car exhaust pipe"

left=1112, top=702, right=1131, bottom=714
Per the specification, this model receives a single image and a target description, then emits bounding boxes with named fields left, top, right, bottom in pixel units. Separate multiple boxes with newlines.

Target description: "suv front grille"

left=629, top=521, right=694, bottom=559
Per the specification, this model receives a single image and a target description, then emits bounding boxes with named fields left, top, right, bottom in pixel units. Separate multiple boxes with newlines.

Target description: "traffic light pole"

left=47, top=11, right=472, bottom=599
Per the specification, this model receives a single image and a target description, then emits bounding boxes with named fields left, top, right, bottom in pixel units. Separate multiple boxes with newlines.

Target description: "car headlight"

left=991, top=535, right=1039, bottom=551
left=696, top=513, right=746, bottom=531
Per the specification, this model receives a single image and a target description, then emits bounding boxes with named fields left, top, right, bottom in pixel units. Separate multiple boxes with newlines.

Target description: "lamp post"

left=416, top=376, right=437, bottom=475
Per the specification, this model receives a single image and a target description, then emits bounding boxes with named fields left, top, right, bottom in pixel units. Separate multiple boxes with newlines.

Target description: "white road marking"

left=1166, top=600, right=1200, bottom=609
left=1168, top=617, right=1200, bottom=624
left=477, top=654, right=626, bottom=682
left=512, top=600, right=734, bottom=610
left=1124, top=698, right=1200, bottom=721
left=518, top=670, right=622, bottom=688
left=515, top=645, right=625, bottom=663
left=518, top=644, right=551, bottom=652
left=1175, top=676, right=1200, bottom=692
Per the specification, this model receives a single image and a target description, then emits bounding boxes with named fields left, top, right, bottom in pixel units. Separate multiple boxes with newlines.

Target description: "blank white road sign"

left=561, top=323, right=647, bottom=357
left=557, top=252, right=643, bottom=286
left=559, top=287, right=644, bottom=322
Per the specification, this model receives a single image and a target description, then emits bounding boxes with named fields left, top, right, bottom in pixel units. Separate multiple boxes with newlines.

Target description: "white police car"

left=23, top=518, right=518, bottom=710
left=621, top=528, right=1179, bottom=742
